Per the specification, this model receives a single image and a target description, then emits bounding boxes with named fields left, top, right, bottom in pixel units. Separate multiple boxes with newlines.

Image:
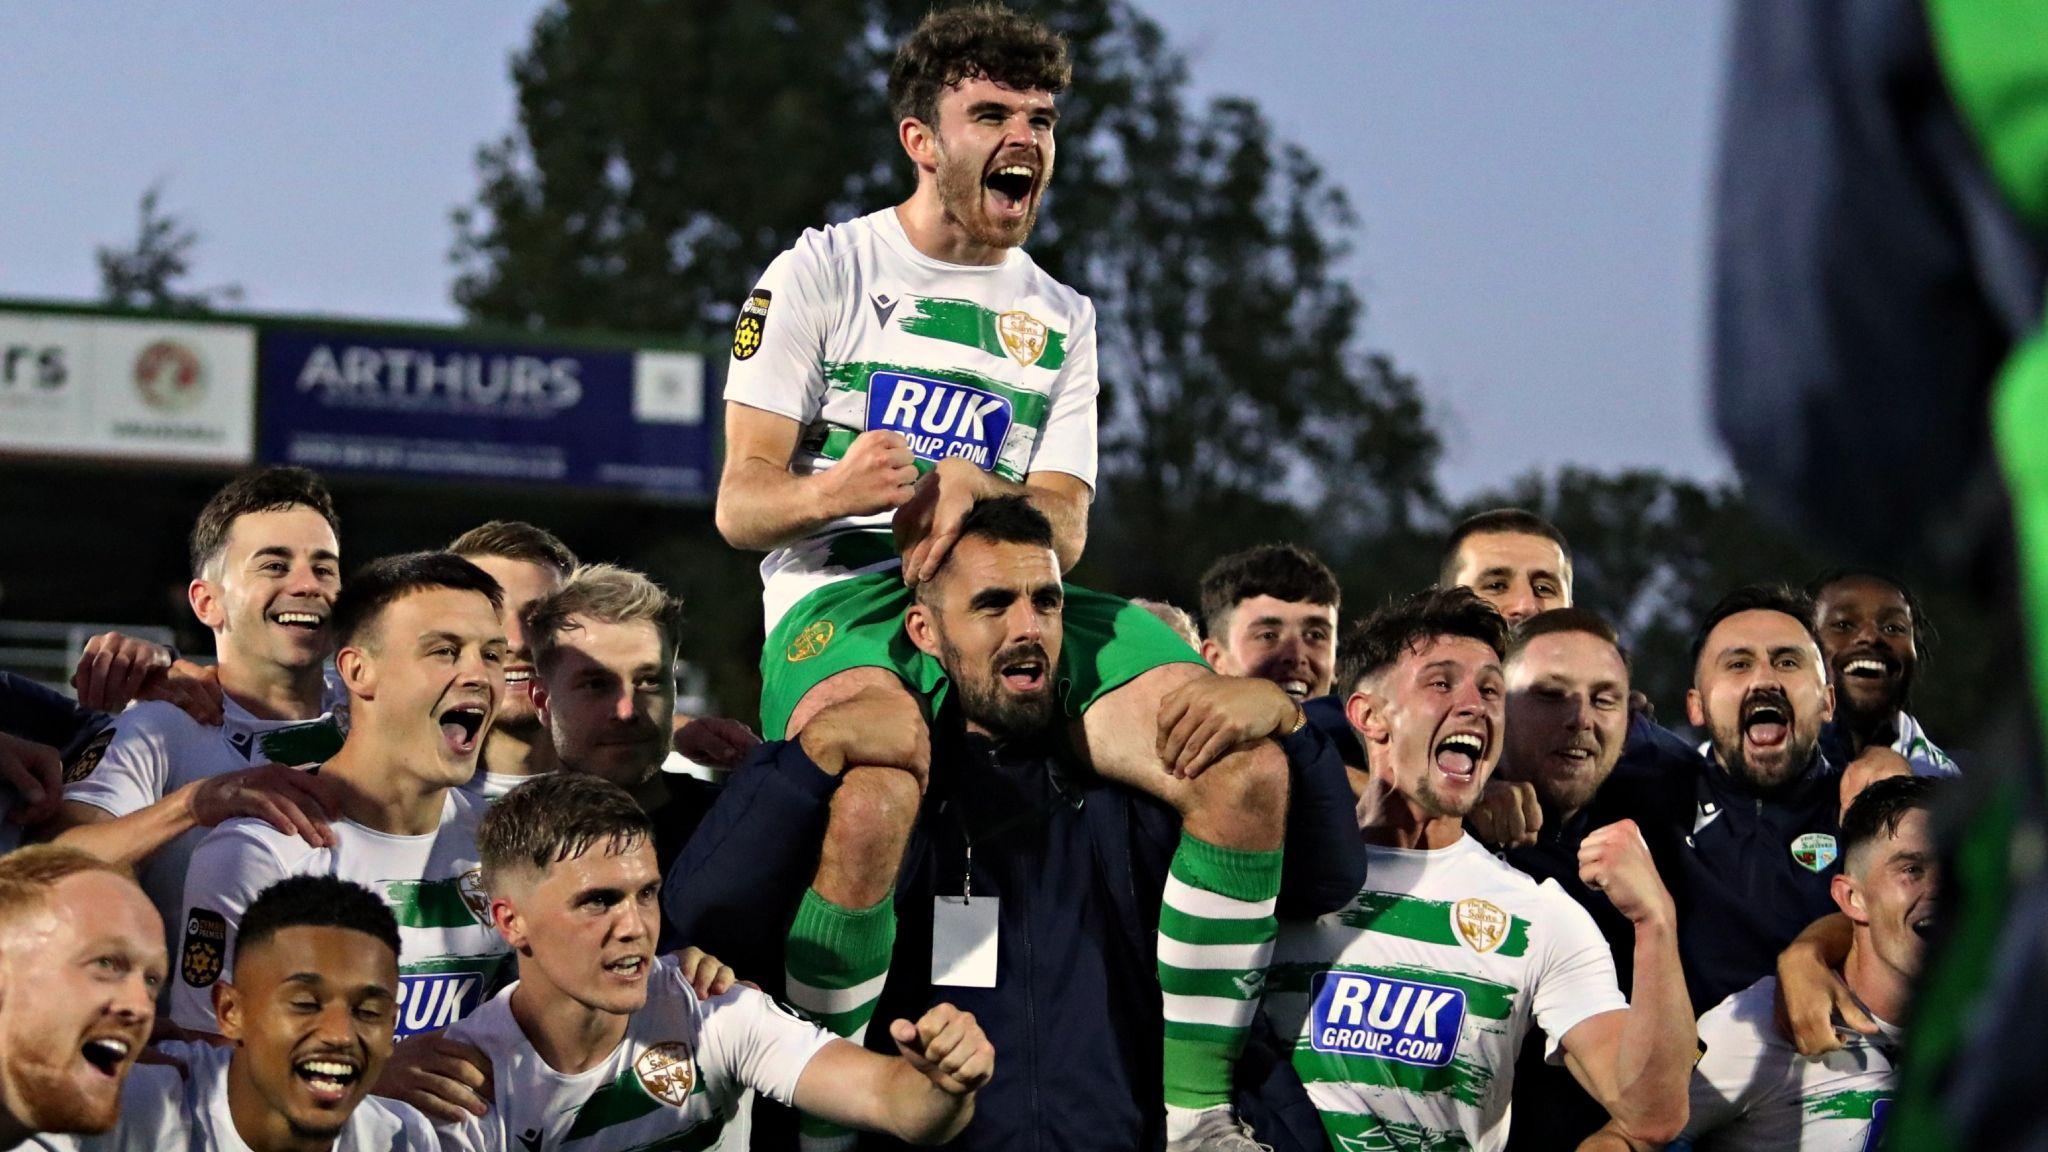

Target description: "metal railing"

left=0, top=620, right=176, bottom=694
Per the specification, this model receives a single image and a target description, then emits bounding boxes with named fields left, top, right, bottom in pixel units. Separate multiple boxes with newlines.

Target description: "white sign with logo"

left=0, top=310, right=256, bottom=463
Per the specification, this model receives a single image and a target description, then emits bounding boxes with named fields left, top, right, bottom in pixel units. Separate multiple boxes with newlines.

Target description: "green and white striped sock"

left=1158, top=832, right=1282, bottom=1140
left=786, top=888, right=896, bottom=1152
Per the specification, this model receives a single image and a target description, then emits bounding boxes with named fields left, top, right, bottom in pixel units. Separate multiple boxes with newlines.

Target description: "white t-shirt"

left=170, top=786, right=509, bottom=1039
left=1891, top=712, right=1957, bottom=776
left=1684, top=976, right=1898, bottom=1152
left=724, top=208, right=1100, bottom=628
left=1266, top=835, right=1628, bottom=1152
left=63, top=698, right=343, bottom=946
left=461, top=769, right=532, bottom=803
left=436, top=955, right=836, bottom=1152
left=35, top=1040, right=436, bottom=1152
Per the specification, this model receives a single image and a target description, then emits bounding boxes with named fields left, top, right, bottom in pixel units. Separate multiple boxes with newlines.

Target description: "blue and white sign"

left=1307, top=971, right=1466, bottom=1068
left=259, top=327, right=713, bottom=499
left=864, top=371, right=1013, bottom=471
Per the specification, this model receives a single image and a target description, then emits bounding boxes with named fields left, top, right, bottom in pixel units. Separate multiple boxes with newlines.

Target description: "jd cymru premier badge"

left=732, top=289, right=771, bottom=361
left=1791, top=832, right=1838, bottom=873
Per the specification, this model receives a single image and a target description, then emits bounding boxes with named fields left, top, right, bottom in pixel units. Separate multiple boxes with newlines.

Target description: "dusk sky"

left=0, top=2, right=1731, bottom=496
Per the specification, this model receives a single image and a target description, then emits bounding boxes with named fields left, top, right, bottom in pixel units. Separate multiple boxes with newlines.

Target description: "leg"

left=1080, top=663, right=1292, bottom=1146
left=784, top=668, right=927, bottom=1152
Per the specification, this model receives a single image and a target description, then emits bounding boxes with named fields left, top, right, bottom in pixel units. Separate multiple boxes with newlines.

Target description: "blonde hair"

left=527, top=564, right=682, bottom=674
left=0, top=846, right=134, bottom=940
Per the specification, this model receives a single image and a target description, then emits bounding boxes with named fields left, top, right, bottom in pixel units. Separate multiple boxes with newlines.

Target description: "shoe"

left=1165, top=1109, right=1273, bottom=1152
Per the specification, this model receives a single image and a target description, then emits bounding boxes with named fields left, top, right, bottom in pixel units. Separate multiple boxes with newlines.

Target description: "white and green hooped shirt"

left=1683, top=976, right=1897, bottom=1152
left=723, top=208, right=1100, bottom=629
left=1266, top=836, right=1627, bottom=1152
left=436, top=955, right=836, bottom=1152
left=170, top=785, right=510, bottom=1038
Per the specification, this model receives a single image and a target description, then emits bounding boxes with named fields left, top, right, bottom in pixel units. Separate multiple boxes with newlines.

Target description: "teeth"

left=1846, top=659, right=1887, bottom=675
left=298, top=1059, right=356, bottom=1077
left=274, top=612, right=323, bottom=626
left=84, top=1039, right=129, bottom=1058
left=504, top=670, right=532, bottom=683
left=1441, top=733, right=1482, bottom=753
left=996, top=164, right=1032, bottom=177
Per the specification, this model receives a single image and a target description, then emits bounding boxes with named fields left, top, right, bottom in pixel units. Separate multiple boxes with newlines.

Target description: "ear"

left=1831, top=873, right=1869, bottom=926
left=1685, top=687, right=1706, bottom=729
left=532, top=677, right=553, bottom=727
left=1819, top=679, right=1837, bottom=725
left=899, top=115, right=938, bottom=173
left=1199, top=637, right=1230, bottom=675
left=214, top=980, right=244, bottom=1044
left=490, top=896, right=529, bottom=954
left=1345, top=688, right=1389, bottom=747
left=904, top=602, right=943, bottom=659
left=190, top=578, right=225, bottom=631
left=336, top=645, right=373, bottom=699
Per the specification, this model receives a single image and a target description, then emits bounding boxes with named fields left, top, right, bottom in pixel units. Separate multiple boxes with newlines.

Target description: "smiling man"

left=51, top=467, right=348, bottom=950
left=1198, top=544, right=1340, bottom=703
left=1806, top=569, right=1958, bottom=776
left=1261, top=587, right=1693, bottom=1152
left=0, top=847, right=164, bottom=1151
left=1585, top=775, right=1945, bottom=1152
left=440, top=773, right=993, bottom=1152
left=70, top=877, right=437, bottom=1151
left=169, top=552, right=514, bottom=1042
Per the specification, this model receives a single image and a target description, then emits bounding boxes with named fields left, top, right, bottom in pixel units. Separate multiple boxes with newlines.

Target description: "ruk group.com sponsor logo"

left=864, top=370, right=1013, bottom=471
left=1307, top=970, right=1467, bottom=1068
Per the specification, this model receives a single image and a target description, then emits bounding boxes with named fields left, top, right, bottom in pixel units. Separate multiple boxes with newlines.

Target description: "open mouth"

left=79, top=1036, right=131, bottom=1078
left=997, top=649, right=1048, bottom=694
left=503, top=667, right=534, bottom=689
left=439, top=705, right=487, bottom=755
left=1434, top=731, right=1485, bottom=779
left=983, top=163, right=1037, bottom=216
left=1552, top=742, right=1599, bottom=768
left=1841, top=654, right=1896, bottom=682
left=1911, top=910, right=1936, bottom=939
left=603, top=954, right=650, bottom=980
left=293, top=1054, right=362, bottom=1105
left=1276, top=679, right=1312, bottom=701
left=270, top=610, right=327, bottom=633
left=1741, top=699, right=1790, bottom=749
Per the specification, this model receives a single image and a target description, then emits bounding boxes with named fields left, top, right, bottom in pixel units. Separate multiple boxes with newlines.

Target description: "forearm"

left=49, top=792, right=194, bottom=867
left=1609, top=914, right=1694, bottom=1140
left=1023, top=484, right=1087, bottom=572
left=876, top=1061, right=975, bottom=1145
left=714, top=458, right=844, bottom=551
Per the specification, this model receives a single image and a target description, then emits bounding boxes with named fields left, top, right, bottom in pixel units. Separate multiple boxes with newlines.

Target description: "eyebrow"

left=250, top=546, right=340, bottom=564
left=966, top=99, right=1058, bottom=122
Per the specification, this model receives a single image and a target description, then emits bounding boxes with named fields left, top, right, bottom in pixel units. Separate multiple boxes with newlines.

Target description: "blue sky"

left=0, top=2, right=1730, bottom=496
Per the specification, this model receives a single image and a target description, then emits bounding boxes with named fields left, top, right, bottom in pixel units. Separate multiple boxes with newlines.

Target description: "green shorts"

left=759, top=570, right=1205, bottom=741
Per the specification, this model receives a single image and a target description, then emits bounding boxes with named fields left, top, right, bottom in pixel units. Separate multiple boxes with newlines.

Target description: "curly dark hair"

left=888, top=3, right=1072, bottom=129
left=1335, top=586, right=1511, bottom=695
left=235, top=876, right=401, bottom=965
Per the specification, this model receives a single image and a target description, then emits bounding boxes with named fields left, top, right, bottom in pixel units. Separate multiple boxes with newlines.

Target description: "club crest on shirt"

left=786, top=621, right=835, bottom=663
left=1451, top=898, right=1509, bottom=954
left=732, top=289, right=771, bottom=361
left=64, top=729, right=114, bottom=785
left=1791, top=832, right=1838, bottom=873
left=181, top=909, right=227, bottom=988
left=458, top=869, right=491, bottom=923
left=635, top=1042, right=697, bottom=1106
left=996, top=310, right=1049, bottom=366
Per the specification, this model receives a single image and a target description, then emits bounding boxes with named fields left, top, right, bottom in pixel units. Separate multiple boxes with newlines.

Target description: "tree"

left=97, top=184, right=242, bottom=313
left=455, top=0, right=1441, bottom=636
